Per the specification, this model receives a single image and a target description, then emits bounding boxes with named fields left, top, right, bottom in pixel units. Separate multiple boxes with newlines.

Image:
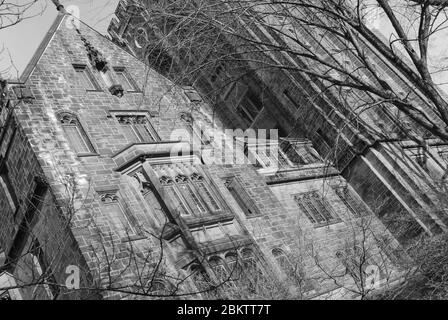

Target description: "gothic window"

left=159, top=175, right=191, bottom=216
left=175, top=174, right=207, bottom=214
left=236, top=94, right=262, bottom=125
left=99, top=190, right=139, bottom=238
left=191, top=173, right=221, bottom=212
left=241, top=248, right=257, bottom=270
left=73, top=64, right=99, bottom=91
left=159, top=170, right=222, bottom=217
left=113, top=67, right=138, bottom=92
left=59, top=112, right=95, bottom=154
left=294, top=191, right=340, bottom=226
left=333, top=186, right=369, bottom=218
left=0, top=162, right=18, bottom=213
left=188, top=263, right=210, bottom=292
left=224, top=252, right=241, bottom=280
left=225, top=177, right=261, bottom=218
left=206, top=248, right=263, bottom=291
left=113, top=113, right=158, bottom=143
left=272, top=248, right=294, bottom=274
left=239, top=248, right=264, bottom=292
left=129, top=169, right=169, bottom=224
left=208, top=256, right=229, bottom=283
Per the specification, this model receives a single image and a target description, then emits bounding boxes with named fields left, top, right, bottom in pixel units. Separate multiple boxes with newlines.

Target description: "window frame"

left=58, top=112, right=96, bottom=156
left=98, top=189, right=143, bottom=241
left=294, top=191, right=341, bottom=227
left=332, top=185, right=370, bottom=218
left=158, top=172, right=224, bottom=217
left=225, top=176, right=262, bottom=218
left=113, top=67, right=140, bottom=92
left=110, top=111, right=160, bottom=144
left=72, top=64, right=100, bottom=91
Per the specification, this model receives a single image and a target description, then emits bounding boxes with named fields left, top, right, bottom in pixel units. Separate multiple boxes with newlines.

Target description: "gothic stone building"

left=109, top=0, right=448, bottom=243
left=0, top=9, right=409, bottom=300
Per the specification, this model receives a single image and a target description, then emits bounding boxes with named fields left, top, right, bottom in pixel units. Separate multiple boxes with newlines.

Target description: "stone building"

left=108, top=0, right=448, bottom=243
left=0, top=3, right=413, bottom=300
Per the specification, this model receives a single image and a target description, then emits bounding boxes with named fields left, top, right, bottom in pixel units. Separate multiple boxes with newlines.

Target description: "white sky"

left=0, top=0, right=119, bottom=80
left=0, top=0, right=447, bottom=94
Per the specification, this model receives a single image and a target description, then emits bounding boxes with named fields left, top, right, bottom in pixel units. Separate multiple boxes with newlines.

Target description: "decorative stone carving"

left=99, top=192, right=119, bottom=203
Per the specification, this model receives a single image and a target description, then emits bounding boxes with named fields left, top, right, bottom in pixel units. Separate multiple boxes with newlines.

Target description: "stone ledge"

left=113, top=141, right=201, bottom=171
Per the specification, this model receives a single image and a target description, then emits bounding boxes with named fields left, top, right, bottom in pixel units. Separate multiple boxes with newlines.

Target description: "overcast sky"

left=0, top=0, right=119, bottom=79
left=0, top=0, right=447, bottom=94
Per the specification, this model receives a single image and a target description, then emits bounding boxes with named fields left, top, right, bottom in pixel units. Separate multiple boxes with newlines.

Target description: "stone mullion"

left=142, top=162, right=219, bottom=285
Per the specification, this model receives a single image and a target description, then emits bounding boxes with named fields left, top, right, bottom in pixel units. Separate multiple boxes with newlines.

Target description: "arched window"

left=99, top=190, right=139, bottom=238
left=225, top=252, right=240, bottom=280
left=191, top=173, right=221, bottom=211
left=208, top=256, right=228, bottom=282
left=159, top=175, right=190, bottom=216
left=272, top=248, right=296, bottom=278
left=147, top=279, right=171, bottom=299
left=58, top=112, right=94, bottom=154
left=189, top=263, right=210, bottom=292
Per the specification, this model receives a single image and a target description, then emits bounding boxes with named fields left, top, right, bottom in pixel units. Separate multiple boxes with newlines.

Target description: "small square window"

left=114, top=67, right=138, bottom=92
left=73, top=64, right=99, bottom=91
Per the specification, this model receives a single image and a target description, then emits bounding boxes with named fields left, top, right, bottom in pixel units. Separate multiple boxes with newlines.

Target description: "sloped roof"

left=19, top=13, right=65, bottom=83
left=19, top=12, right=142, bottom=84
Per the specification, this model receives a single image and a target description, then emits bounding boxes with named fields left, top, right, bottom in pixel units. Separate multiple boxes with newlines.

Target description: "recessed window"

left=99, top=190, right=139, bottom=239
left=225, top=177, right=261, bottom=218
left=158, top=171, right=221, bottom=216
left=294, top=191, right=340, bottom=226
left=333, top=186, right=369, bottom=218
left=236, top=95, right=262, bottom=125
left=112, top=112, right=159, bottom=143
left=73, top=64, right=99, bottom=91
left=58, top=112, right=95, bottom=155
left=113, top=67, right=138, bottom=92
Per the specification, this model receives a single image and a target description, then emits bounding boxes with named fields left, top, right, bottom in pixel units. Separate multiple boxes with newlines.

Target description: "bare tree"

left=116, top=0, right=448, bottom=145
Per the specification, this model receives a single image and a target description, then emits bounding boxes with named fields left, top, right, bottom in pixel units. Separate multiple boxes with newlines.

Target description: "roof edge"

left=19, top=13, right=66, bottom=83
